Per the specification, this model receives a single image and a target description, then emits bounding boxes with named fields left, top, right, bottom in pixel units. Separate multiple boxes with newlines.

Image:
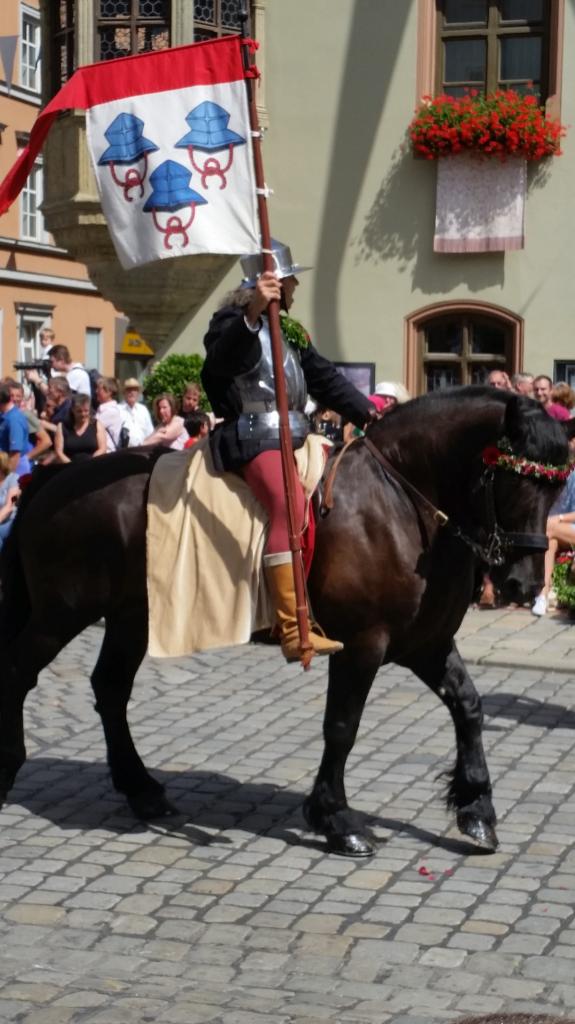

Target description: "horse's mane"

left=375, top=386, right=569, bottom=468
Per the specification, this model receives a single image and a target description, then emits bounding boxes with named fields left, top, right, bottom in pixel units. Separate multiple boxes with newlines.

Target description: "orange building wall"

left=0, top=0, right=121, bottom=377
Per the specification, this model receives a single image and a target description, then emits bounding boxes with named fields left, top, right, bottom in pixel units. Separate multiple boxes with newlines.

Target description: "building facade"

left=0, top=0, right=123, bottom=379
left=170, top=0, right=574, bottom=396
left=23, top=1, right=575, bottom=395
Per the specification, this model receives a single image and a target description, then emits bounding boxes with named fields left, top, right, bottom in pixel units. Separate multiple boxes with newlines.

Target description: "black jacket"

left=202, top=305, right=373, bottom=472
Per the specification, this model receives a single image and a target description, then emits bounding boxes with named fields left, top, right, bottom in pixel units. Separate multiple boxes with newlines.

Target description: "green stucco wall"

left=170, top=0, right=575, bottom=389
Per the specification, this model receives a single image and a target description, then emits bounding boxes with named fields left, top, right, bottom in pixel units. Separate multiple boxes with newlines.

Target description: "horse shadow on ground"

left=6, top=758, right=494, bottom=857
left=481, top=693, right=575, bottom=731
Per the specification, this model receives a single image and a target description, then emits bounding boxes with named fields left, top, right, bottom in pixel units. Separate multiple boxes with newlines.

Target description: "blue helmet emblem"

left=175, top=101, right=246, bottom=152
left=143, top=161, right=208, bottom=212
left=98, top=113, right=159, bottom=165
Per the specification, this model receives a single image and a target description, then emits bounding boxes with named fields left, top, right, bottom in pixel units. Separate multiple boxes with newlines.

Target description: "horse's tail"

left=0, top=466, right=66, bottom=643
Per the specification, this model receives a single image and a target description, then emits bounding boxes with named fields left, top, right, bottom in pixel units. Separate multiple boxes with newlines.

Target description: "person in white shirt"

left=49, top=345, right=91, bottom=397
left=95, top=376, right=128, bottom=451
left=119, top=377, right=154, bottom=446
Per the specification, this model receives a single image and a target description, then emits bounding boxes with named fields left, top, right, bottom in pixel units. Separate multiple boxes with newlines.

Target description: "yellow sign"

left=120, top=331, right=154, bottom=356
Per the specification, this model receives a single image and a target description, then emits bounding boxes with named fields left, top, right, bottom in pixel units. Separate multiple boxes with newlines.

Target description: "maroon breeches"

left=242, top=450, right=305, bottom=554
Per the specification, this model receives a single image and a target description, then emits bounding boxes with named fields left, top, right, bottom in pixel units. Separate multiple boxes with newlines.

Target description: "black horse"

left=0, top=388, right=568, bottom=855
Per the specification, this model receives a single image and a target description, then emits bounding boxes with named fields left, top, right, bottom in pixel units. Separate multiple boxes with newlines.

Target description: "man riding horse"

left=201, top=240, right=378, bottom=661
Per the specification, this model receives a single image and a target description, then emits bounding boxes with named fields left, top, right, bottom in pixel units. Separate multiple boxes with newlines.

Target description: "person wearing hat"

left=369, top=381, right=411, bottom=414
left=201, top=239, right=377, bottom=662
left=119, top=378, right=154, bottom=446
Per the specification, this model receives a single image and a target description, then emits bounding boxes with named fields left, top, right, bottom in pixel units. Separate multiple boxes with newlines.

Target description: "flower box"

left=409, top=90, right=565, bottom=162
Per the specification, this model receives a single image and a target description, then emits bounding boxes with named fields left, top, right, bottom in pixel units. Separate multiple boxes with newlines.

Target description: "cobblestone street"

left=1, top=610, right=575, bottom=1023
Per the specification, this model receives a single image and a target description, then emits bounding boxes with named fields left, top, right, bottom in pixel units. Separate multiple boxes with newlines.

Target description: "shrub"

left=142, top=353, right=210, bottom=410
left=552, top=551, right=575, bottom=612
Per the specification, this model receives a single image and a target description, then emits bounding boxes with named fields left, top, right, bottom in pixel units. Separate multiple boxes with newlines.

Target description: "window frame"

left=20, top=3, right=41, bottom=93
left=405, top=300, right=524, bottom=397
left=192, top=1, right=251, bottom=42
left=15, top=306, right=54, bottom=365
left=416, top=0, right=563, bottom=118
left=435, top=1, right=551, bottom=101
left=94, top=0, right=171, bottom=62
left=19, top=155, right=47, bottom=244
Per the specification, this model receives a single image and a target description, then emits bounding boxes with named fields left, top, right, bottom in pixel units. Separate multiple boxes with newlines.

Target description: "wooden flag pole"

left=239, top=17, right=313, bottom=669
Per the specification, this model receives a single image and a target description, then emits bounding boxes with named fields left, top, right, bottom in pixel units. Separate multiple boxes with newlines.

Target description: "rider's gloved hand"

left=246, top=271, right=282, bottom=329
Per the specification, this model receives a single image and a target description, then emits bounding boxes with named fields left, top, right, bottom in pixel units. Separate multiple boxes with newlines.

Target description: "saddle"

left=146, top=436, right=329, bottom=658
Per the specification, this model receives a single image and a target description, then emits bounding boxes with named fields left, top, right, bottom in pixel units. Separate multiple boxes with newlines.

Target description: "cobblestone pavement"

left=1, top=614, right=575, bottom=1024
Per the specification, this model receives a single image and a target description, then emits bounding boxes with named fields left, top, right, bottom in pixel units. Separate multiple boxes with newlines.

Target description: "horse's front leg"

left=303, top=639, right=384, bottom=857
left=411, top=642, right=498, bottom=851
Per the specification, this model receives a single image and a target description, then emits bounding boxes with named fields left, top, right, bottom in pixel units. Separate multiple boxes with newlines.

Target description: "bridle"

left=360, top=437, right=549, bottom=568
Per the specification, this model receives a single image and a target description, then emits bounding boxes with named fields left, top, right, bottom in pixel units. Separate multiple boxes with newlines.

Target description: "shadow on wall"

left=312, top=0, right=411, bottom=359
left=355, top=145, right=554, bottom=298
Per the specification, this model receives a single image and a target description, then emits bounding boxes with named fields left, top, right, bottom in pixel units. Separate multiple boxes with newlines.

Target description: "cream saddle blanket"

left=147, top=435, right=328, bottom=657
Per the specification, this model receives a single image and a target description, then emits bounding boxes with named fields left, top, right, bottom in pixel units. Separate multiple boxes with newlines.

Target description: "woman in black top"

left=54, top=394, right=107, bottom=464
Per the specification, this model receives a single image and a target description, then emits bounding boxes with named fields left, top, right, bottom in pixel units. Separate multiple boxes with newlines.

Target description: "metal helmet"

left=240, top=238, right=312, bottom=287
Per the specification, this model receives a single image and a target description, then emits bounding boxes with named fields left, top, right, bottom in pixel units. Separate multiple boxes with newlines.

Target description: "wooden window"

left=405, top=303, right=524, bottom=396
left=421, top=312, right=511, bottom=391
left=436, top=0, right=551, bottom=101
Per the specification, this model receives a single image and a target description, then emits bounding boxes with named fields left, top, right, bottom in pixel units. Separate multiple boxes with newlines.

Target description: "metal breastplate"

left=235, top=317, right=309, bottom=441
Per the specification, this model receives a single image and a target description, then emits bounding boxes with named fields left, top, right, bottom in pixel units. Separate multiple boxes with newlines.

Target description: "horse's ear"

left=502, top=393, right=536, bottom=441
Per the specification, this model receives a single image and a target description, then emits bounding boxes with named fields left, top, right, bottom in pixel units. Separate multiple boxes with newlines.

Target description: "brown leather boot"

left=264, top=557, right=344, bottom=662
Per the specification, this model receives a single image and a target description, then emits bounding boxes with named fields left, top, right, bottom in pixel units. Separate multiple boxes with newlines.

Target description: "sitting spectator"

left=487, top=369, right=512, bottom=390
left=532, top=443, right=575, bottom=617
left=184, top=411, right=211, bottom=448
left=511, top=371, right=534, bottom=398
left=344, top=381, right=410, bottom=442
left=54, top=394, right=107, bottom=464
left=369, top=380, right=411, bottom=414
left=0, top=383, right=32, bottom=477
left=49, top=344, right=91, bottom=397
left=180, top=382, right=202, bottom=416
left=95, top=376, right=129, bottom=451
left=143, top=393, right=188, bottom=450
left=550, top=381, right=575, bottom=418
left=120, top=377, right=154, bottom=446
left=0, top=452, right=20, bottom=550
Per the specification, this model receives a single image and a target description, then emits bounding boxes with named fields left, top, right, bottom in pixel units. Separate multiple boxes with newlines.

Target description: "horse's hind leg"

left=90, top=612, right=174, bottom=820
left=411, top=642, right=498, bottom=851
left=303, top=639, right=383, bottom=857
left=0, top=617, right=81, bottom=804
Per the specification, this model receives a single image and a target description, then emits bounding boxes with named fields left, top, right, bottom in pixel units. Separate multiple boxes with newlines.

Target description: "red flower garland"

left=410, top=89, right=566, bottom=162
left=482, top=444, right=573, bottom=483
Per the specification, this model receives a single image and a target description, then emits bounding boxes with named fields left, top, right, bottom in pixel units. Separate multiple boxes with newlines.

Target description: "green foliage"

left=142, top=353, right=210, bottom=410
left=552, top=555, right=575, bottom=611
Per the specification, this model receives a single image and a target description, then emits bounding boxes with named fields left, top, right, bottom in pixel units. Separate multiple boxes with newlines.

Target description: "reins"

left=320, top=432, right=548, bottom=567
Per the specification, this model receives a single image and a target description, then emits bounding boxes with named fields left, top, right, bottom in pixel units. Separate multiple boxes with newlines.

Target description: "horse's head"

left=485, top=395, right=571, bottom=605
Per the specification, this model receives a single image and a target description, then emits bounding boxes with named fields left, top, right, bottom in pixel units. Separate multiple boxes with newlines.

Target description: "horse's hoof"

left=326, top=832, right=376, bottom=858
left=457, top=812, right=499, bottom=851
left=128, top=791, right=178, bottom=820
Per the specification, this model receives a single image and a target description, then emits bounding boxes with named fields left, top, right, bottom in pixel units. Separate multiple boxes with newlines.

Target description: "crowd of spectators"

left=0, top=341, right=213, bottom=546
left=2, top=346, right=575, bottom=616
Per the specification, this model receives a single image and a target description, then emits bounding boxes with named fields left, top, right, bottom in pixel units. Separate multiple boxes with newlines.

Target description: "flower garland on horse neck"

left=482, top=440, right=574, bottom=484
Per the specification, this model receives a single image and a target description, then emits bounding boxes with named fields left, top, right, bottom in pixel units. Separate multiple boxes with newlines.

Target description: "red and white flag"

left=0, top=37, right=260, bottom=269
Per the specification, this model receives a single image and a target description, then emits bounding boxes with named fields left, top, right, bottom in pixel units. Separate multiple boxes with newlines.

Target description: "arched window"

left=405, top=301, right=524, bottom=395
